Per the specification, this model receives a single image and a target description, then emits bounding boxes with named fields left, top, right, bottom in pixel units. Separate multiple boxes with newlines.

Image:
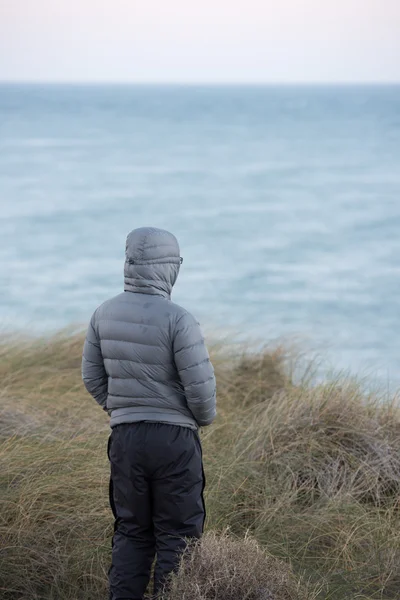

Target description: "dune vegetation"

left=1, top=330, right=400, bottom=599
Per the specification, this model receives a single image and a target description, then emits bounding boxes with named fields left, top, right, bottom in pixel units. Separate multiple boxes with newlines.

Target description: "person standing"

left=82, top=227, right=217, bottom=600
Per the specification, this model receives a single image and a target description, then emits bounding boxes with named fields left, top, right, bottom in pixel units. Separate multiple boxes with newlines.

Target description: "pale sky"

left=0, top=0, right=399, bottom=83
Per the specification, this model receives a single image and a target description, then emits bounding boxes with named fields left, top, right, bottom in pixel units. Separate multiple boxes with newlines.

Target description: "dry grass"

left=1, top=330, right=400, bottom=599
left=161, top=530, right=316, bottom=600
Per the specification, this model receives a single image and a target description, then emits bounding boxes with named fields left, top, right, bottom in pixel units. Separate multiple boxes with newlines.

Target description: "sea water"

left=1, top=84, right=399, bottom=382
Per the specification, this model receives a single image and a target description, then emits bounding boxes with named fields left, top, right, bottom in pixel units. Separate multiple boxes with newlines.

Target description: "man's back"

left=82, top=226, right=217, bottom=430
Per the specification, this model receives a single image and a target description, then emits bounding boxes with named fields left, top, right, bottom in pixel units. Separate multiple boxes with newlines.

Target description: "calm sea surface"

left=1, top=85, right=400, bottom=382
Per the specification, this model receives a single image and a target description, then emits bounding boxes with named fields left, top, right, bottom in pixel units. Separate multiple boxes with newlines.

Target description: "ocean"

left=1, top=84, right=400, bottom=383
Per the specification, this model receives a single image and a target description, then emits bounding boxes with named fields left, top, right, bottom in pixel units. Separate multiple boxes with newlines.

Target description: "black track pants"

left=107, top=421, right=206, bottom=600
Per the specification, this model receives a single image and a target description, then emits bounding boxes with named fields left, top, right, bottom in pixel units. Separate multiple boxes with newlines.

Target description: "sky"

left=0, top=0, right=399, bottom=83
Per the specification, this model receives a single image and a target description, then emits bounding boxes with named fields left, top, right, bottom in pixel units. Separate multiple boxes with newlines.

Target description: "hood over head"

left=124, top=227, right=181, bottom=298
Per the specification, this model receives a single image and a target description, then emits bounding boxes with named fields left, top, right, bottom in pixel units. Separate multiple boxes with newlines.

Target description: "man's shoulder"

left=167, top=300, right=198, bottom=326
left=92, top=293, right=126, bottom=319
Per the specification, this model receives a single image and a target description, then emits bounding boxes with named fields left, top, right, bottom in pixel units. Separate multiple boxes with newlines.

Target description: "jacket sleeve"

left=173, top=312, right=217, bottom=427
left=82, top=313, right=108, bottom=411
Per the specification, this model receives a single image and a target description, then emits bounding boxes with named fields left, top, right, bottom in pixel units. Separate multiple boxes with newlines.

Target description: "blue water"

left=1, top=84, right=400, bottom=382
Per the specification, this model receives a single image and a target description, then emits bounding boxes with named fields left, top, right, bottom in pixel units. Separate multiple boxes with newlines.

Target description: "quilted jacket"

left=82, top=227, right=217, bottom=429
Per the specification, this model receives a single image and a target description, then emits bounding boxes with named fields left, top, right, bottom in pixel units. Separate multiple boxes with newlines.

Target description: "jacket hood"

left=124, top=227, right=181, bottom=298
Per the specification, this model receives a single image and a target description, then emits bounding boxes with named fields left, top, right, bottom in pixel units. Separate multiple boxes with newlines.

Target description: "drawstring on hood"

left=124, top=227, right=181, bottom=299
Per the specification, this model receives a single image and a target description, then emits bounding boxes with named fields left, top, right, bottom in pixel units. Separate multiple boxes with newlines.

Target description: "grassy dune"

left=1, top=331, right=400, bottom=599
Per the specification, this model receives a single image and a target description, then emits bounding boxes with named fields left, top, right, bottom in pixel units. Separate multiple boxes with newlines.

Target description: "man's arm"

left=173, top=312, right=217, bottom=427
left=82, top=313, right=108, bottom=411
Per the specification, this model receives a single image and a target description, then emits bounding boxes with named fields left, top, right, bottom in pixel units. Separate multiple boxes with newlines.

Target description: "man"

left=82, top=227, right=217, bottom=600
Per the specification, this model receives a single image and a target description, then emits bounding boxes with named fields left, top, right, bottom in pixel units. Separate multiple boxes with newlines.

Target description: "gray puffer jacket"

left=82, top=227, right=217, bottom=430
